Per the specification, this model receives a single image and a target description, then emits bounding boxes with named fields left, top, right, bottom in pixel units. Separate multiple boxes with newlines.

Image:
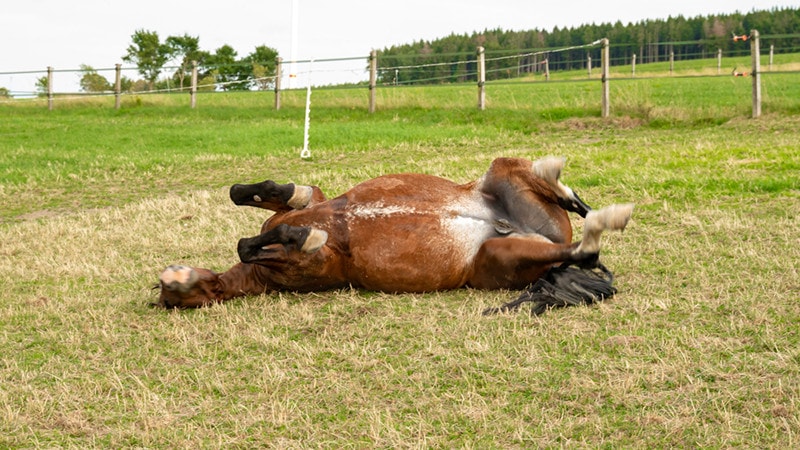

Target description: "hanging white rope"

left=300, top=59, right=313, bottom=159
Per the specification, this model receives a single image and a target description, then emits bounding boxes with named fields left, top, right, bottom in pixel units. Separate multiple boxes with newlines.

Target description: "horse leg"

left=469, top=235, right=579, bottom=290
left=156, top=263, right=267, bottom=308
left=468, top=203, right=633, bottom=290
left=572, top=203, right=634, bottom=258
left=478, top=157, right=573, bottom=244
left=229, top=180, right=327, bottom=212
left=237, top=223, right=329, bottom=264
left=531, top=156, right=593, bottom=217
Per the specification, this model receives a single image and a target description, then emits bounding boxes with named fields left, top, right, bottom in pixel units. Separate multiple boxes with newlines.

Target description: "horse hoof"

left=604, top=203, right=634, bottom=231
left=287, top=185, right=314, bottom=209
left=300, top=228, right=328, bottom=253
left=587, top=203, right=634, bottom=232
left=159, top=265, right=199, bottom=293
left=532, top=156, right=565, bottom=182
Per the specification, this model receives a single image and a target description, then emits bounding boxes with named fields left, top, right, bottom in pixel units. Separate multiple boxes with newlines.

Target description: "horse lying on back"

left=156, top=156, right=633, bottom=313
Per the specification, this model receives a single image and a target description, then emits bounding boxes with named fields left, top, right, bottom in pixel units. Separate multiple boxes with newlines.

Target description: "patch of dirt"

left=9, top=207, right=112, bottom=223
left=15, top=210, right=63, bottom=221
left=602, top=335, right=644, bottom=347
left=555, top=116, right=646, bottom=131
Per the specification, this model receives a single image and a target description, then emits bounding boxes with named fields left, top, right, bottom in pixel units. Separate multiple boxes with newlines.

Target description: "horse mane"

left=483, top=261, right=617, bottom=316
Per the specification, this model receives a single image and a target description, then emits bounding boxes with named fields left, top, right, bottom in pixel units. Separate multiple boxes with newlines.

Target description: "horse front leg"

left=155, top=263, right=267, bottom=308
left=229, top=180, right=327, bottom=212
left=235, top=223, right=345, bottom=292
left=237, top=223, right=328, bottom=263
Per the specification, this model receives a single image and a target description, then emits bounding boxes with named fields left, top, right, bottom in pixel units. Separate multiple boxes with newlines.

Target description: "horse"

left=155, top=156, right=633, bottom=313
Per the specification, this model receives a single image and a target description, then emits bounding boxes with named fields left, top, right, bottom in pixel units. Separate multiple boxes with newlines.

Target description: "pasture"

left=1, top=73, right=799, bottom=447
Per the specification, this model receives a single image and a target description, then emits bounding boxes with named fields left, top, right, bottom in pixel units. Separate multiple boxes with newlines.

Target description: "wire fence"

left=1, top=32, right=798, bottom=117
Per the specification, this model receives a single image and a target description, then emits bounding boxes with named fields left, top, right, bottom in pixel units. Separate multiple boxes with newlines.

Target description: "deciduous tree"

left=244, top=45, right=279, bottom=90
left=78, top=65, right=112, bottom=92
left=123, top=29, right=170, bottom=90
left=165, top=34, right=206, bottom=89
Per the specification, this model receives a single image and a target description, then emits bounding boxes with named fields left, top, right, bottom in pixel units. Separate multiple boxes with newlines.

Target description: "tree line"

left=24, top=7, right=799, bottom=95
left=56, top=30, right=279, bottom=94
left=376, top=7, right=800, bottom=84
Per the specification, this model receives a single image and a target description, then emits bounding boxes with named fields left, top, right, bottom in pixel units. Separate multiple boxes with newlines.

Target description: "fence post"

left=544, top=58, right=550, bottom=81
left=274, top=57, right=282, bottom=110
left=631, top=54, right=636, bottom=78
left=769, top=44, right=774, bottom=71
left=587, top=55, right=592, bottom=78
left=477, top=46, right=486, bottom=110
left=751, top=30, right=761, bottom=118
left=47, top=66, right=54, bottom=111
left=717, top=49, right=722, bottom=75
left=114, top=64, right=122, bottom=110
left=601, top=38, right=610, bottom=118
left=669, top=51, right=674, bottom=75
left=190, top=61, right=198, bottom=109
left=369, top=50, right=377, bottom=114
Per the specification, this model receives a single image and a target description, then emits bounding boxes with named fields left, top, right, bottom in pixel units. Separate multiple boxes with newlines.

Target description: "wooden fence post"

left=47, top=66, right=54, bottom=111
left=477, top=46, right=486, bottom=110
left=717, top=49, right=722, bottom=75
left=114, top=64, right=122, bottom=110
left=369, top=50, right=377, bottom=114
left=631, top=54, right=636, bottom=78
left=190, top=61, right=198, bottom=109
left=751, top=30, right=761, bottom=118
left=601, top=38, right=610, bottom=118
left=274, top=57, right=282, bottom=110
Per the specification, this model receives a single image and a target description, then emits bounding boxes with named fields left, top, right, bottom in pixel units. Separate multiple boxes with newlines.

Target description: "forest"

left=376, top=7, right=800, bottom=84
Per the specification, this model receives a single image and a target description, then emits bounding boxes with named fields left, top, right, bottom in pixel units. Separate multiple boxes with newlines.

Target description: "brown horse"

left=156, top=156, right=633, bottom=311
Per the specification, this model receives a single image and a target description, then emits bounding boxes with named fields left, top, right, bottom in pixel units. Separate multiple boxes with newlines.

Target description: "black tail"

left=483, top=262, right=617, bottom=316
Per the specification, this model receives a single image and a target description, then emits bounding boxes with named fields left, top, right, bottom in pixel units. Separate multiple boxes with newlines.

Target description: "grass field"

left=1, top=67, right=799, bottom=447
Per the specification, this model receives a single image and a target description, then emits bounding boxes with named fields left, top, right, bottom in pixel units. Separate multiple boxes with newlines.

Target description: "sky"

left=1, top=0, right=796, bottom=94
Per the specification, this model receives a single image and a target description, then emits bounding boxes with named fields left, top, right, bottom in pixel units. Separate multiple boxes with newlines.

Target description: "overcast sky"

left=1, top=0, right=795, bottom=94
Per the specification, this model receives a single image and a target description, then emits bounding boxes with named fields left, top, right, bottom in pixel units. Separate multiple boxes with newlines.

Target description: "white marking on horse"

left=159, top=265, right=198, bottom=292
left=438, top=193, right=496, bottom=263
left=346, top=202, right=419, bottom=220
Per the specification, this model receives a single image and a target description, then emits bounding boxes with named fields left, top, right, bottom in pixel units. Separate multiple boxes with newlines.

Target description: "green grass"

left=1, top=64, right=799, bottom=447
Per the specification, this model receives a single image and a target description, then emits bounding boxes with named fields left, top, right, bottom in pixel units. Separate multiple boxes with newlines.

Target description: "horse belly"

left=346, top=207, right=495, bottom=292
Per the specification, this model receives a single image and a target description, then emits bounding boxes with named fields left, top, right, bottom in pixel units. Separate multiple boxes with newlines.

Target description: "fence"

left=2, top=31, right=798, bottom=119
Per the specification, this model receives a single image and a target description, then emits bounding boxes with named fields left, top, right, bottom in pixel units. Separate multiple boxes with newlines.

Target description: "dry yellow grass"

left=1, top=87, right=799, bottom=447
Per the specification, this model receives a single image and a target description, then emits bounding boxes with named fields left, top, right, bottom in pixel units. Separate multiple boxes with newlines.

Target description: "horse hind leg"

left=229, top=180, right=326, bottom=211
left=572, top=203, right=634, bottom=259
left=532, top=156, right=593, bottom=217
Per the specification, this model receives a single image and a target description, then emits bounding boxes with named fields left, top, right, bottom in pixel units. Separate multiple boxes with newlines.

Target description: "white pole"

left=300, top=60, right=313, bottom=159
left=289, top=0, right=299, bottom=89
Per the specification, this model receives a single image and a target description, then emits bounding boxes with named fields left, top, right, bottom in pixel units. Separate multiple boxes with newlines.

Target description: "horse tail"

left=483, top=262, right=617, bottom=316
